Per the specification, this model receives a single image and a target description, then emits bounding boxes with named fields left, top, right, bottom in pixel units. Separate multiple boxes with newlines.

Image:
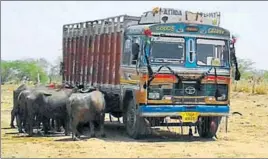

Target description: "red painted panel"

left=79, top=36, right=84, bottom=84
left=92, top=35, right=100, bottom=85
left=70, top=37, right=75, bottom=85
left=109, top=32, right=116, bottom=85
left=97, top=34, right=105, bottom=85
left=65, top=37, right=70, bottom=83
left=62, top=37, right=67, bottom=82
left=103, top=33, right=110, bottom=85
left=82, top=35, right=88, bottom=84
left=87, top=35, right=93, bottom=84
left=115, top=32, right=122, bottom=85
left=77, top=36, right=82, bottom=84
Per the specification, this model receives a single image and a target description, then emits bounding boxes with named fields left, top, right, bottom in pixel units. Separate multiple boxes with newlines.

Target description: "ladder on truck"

left=62, top=15, right=141, bottom=87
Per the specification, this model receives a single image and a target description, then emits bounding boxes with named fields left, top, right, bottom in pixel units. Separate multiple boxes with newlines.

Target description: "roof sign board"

left=139, top=7, right=221, bottom=26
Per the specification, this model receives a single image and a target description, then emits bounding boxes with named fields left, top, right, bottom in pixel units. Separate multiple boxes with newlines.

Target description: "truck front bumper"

left=139, top=105, right=229, bottom=117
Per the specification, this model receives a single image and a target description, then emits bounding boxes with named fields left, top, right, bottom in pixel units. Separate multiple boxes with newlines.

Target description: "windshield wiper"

left=213, top=67, right=221, bottom=99
left=143, top=43, right=153, bottom=78
left=195, top=67, right=213, bottom=90
left=143, top=65, right=183, bottom=89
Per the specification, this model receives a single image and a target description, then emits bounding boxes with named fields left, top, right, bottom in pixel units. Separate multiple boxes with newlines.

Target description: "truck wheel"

left=197, top=116, right=221, bottom=138
left=124, top=98, right=150, bottom=139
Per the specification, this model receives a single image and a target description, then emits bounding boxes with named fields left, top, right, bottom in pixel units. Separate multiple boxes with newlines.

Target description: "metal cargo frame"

left=62, top=15, right=140, bottom=88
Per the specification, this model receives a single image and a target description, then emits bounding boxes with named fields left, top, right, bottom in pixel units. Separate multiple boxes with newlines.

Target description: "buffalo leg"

left=50, top=118, right=55, bottom=130
left=71, top=119, right=80, bottom=141
left=89, top=120, right=96, bottom=138
left=64, top=117, right=70, bottom=136
left=100, top=113, right=106, bottom=138
left=10, top=109, right=16, bottom=128
left=42, top=117, right=50, bottom=134
left=27, top=115, right=34, bottom=136
left=56, top=119, right=61, bottom=132
left=16, top=114, right=23, bottom=133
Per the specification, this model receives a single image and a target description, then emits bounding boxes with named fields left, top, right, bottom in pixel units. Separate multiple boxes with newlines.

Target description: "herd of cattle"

left=10, top=84, right=106, bottom=141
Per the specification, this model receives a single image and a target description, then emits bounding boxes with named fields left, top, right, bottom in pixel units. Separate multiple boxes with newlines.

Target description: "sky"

left=1, top=1, right=268, bottom=70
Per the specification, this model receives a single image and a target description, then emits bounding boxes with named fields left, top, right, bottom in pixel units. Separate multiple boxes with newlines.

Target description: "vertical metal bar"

left=83, top=25, right=88, bottom=86
left=62, top=26, right=66, bottom=83
left=115, top=17, right=122, bottom=87
left=79, top=24, right=85, bottom=85
left=74, top=26, right=79, bottom=85
left=77, top=24, right=82, bottom=85
left=70, top=26, right=76, bottom=85
left=103, top=22, right=110, bottom=86
left=93, top=24, right=100, bottom=87
left=65, top=29, right=71, bottom=84
left=109, top=19, right=116, bottom=86
left=87, top=23, right=94, bottom=86
left=98, top=21, right=105, bottom=87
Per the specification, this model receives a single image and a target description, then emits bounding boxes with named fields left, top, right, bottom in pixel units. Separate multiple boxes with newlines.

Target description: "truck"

left=61, top=7, right=241, bottom=139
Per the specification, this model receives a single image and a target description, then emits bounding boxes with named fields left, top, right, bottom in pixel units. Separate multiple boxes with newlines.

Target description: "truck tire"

left=124, top=97, right=150, bottom=139
left=197, top=116, right=221, bottom=138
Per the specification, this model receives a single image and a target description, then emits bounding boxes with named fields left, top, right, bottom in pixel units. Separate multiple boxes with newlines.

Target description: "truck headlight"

left=148, top=90, right=161, bottom=100
left=216, top=94, right=227, bottom=101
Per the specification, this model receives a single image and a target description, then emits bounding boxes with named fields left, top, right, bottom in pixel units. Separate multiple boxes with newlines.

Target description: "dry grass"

left=232, top=80, right=268, bottom=95
left=1, top=84, right=268, bottom=158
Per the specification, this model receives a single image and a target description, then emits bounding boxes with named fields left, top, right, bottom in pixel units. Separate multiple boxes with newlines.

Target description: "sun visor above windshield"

left=139, top=7, right=221, bottom=26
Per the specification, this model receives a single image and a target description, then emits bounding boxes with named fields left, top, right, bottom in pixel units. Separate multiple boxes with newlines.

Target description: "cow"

left=66, top=90, right=106, bottom=141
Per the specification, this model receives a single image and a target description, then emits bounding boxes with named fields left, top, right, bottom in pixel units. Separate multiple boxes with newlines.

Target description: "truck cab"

left=120, top=8, right=240, bottom=139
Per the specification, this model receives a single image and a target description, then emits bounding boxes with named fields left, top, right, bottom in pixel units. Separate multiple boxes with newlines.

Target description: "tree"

left=1, top=60, right=49, bottom=84
left=236, top=58, right=256, bottom=79
left=48, top=56, right=62, bottom=83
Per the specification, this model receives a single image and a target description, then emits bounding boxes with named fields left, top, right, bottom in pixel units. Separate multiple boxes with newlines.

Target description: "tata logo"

left=185, top=86, right=196, bottom=95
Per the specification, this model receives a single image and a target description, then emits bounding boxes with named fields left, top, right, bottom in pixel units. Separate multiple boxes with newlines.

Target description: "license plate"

left=180, top=112, right=199, bottom=123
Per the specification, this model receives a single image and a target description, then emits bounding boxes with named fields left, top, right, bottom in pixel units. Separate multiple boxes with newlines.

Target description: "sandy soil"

left=1, top=85, right=268, bottom=158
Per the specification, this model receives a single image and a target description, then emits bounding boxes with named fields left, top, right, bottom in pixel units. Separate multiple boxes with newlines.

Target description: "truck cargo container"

left=61, top=7, right=240, bottom=139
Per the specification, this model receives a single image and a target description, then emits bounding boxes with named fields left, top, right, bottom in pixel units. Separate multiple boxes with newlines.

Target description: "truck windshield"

left=196, top=39, right=229, bottom=67
left=150, top=37, right=185, bottom=65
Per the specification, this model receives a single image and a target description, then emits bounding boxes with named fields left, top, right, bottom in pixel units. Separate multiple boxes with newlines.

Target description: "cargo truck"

left=61, top=7, right=241, bottom=139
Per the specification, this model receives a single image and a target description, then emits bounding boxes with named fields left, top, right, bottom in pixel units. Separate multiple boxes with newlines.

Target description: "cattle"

left=66, top=90, right=106, bottom=141
left=10, top=84, right=29, bottom=128
left=25, top=87, right=77, bottom=136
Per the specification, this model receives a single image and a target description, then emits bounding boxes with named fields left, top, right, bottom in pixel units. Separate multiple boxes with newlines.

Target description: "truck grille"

left=162, top=81, right=228, bottom=98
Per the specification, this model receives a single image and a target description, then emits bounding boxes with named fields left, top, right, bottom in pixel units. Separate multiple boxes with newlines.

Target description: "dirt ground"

left=1, top=85, right=268, bottom=158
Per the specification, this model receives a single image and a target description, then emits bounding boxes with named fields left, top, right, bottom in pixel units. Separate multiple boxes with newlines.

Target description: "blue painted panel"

left=139, top=105, right=230, bottom=113
left=149, top=23, right=230, bottom=38
left=185, top=37, right=197, bottom=68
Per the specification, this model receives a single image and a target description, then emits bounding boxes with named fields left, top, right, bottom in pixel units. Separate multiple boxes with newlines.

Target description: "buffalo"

left=66, top=90, right=106, bottom=141
left=10, top=84, right=29, bottom=128
left=25, top=87, right=77, bottom=136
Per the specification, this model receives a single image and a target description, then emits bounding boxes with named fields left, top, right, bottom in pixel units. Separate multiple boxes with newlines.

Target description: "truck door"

left=185, top=37, right=197, bottom=68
